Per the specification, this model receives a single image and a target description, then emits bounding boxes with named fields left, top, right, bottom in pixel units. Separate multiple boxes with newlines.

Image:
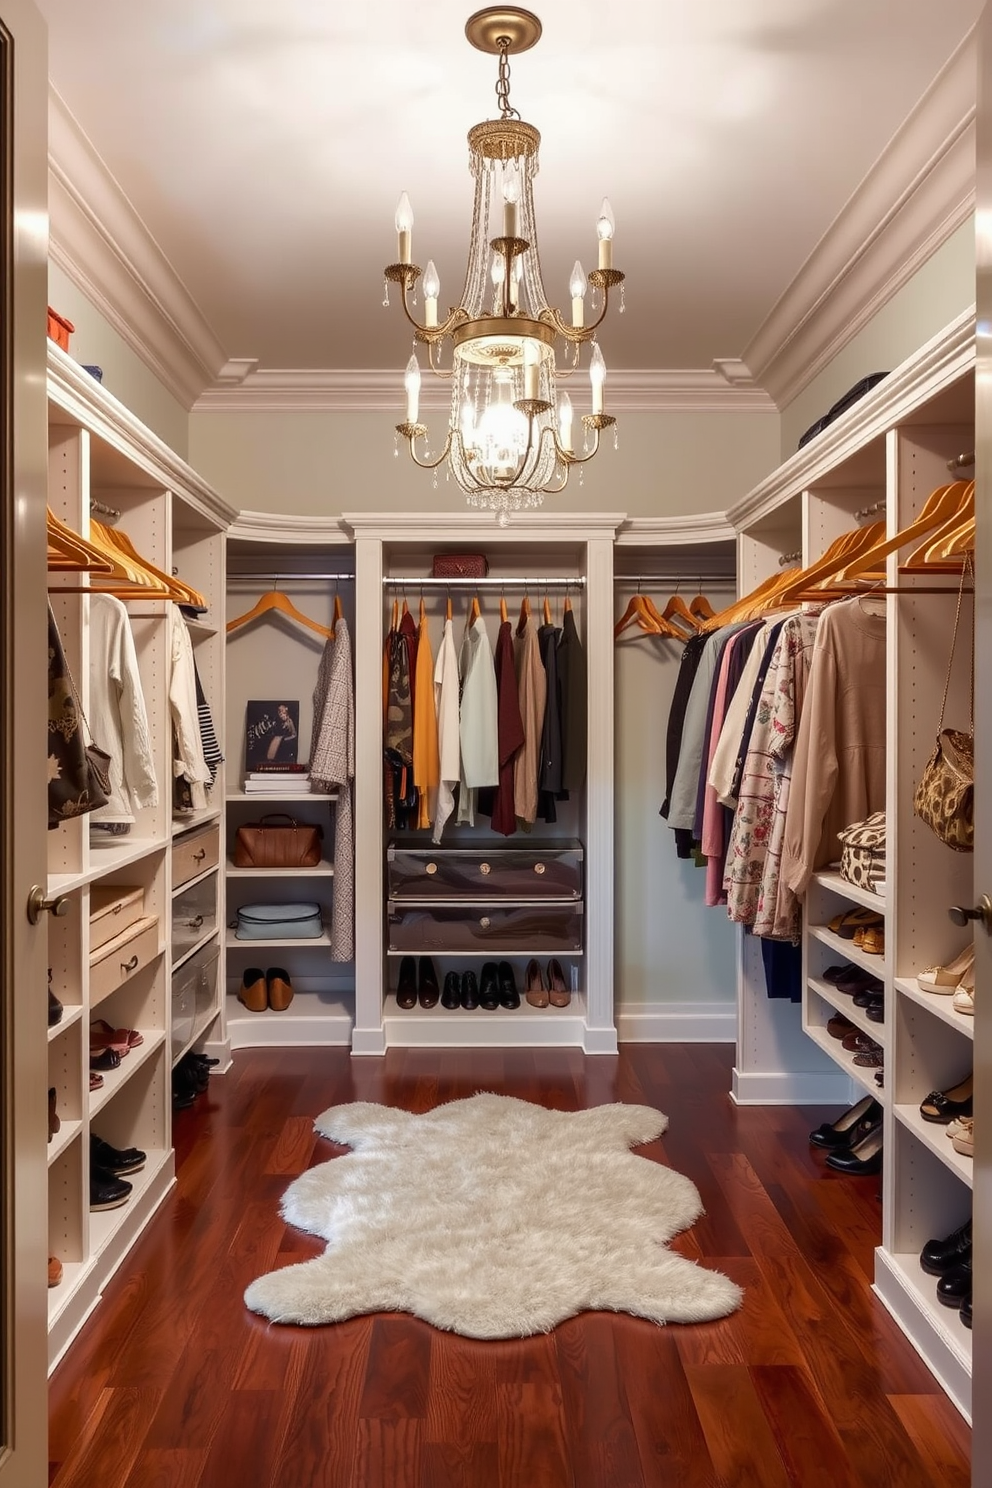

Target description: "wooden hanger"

left=419, top=596, right=427, bottom=624
left=92, top=521, right=205, bottom=606
left=901, top=483, right=975, bottom=570
left=834, top=482, right=971, bottom=583
left=564, top=591, right=573, bottom=613
left=773, top=522, right=885, bottom=603
left=226, top=587, right=333, bottom=638
left=543, top=595, right=552, bottom=626
left=690, top=592, right=715, bottom=621
left=48, top=510, right=171, bottom=596
left=390, top=598, right=399, bottom=631
left=658, top=589, right=702, bottom=634
left=333, top=593, right=344, bottom=628
left=469, top=595, right=481, bottom=625
left=445, top=594, right=453, bottom=621
left=499, top=594, right=508, bottom=622
left=47, top=512, right=114, bottom=574
left=517, top=592, right=531, bottom=632
left=614, top=592, right=665, bottom=639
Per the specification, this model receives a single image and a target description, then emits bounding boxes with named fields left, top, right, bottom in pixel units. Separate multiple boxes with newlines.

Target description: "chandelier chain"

left=495, top=41, right=520, bottom=120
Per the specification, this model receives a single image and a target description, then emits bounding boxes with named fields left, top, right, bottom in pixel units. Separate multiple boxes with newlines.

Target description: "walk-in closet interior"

left=5, top=2, right=992, bottom=1484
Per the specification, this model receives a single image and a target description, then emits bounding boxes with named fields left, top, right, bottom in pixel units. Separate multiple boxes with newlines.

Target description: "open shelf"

left=803, top=1022, right=881, bottom=1098
left=224, top=990, right=354, bottom=1050
left=87, top=1148, right=172, bottom=1259
left=875, top=1248, right=972, bottom=1421
left=171, top=807, right=222, bottom=839
left=226, top=929, right=331, bottom=950
left=811, top=868, right=886, bottom=913
left=808, top=922, right=886, bottom=976
left=47, top=1119, right=82, bottom=1168
left=88, top=1030, right=167, bottom=1118
left=226, top=790, right=338, bottom=802
left=172, top=1001, right=223, bottom=1068
left=893, top=1103, right=974, bottom=1187
left=48, top=1005, right=84, bottom=1043
left=49, top=837, right=166, bottom=895
left=807, top=975, right=885, bottom=1042
left=894, top=977, right=974, bottom=1039
left=226, top=858, right=335, bottom=878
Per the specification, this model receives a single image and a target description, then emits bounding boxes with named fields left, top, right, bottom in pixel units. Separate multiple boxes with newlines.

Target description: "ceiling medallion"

left=383, top=6, right=625, bottom=523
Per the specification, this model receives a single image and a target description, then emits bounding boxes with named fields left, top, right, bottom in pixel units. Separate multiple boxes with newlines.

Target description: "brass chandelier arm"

left=540, top=271, right=623, bottom=345
left=385, top=262, right=470, bottom=345
left=559, top=414, right=616, bottom=468
left=396, top=423, right=453, bottom=471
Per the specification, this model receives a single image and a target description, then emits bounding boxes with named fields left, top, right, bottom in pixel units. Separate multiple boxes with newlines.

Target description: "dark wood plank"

left=47, top=1043, right=971, bottom=1488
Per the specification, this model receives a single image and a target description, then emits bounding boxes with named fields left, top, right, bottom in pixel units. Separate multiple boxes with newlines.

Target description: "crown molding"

left=227, top=511, right=352, bottom=546
left=616, top=514, right=737, bottom=547
left=743, top=30, right=976, bottom=409
left=46, top=341, right=237, bottom=529
left=728, top=307, right=975, bottom=532
left=48, top=88, right=227, bottom=410
left=191, top=365, right=777, bottom=415
left=342, top=512, right=627, bottom=542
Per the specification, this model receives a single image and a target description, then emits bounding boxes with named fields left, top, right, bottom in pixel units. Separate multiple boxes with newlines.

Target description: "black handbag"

left=48, top=605, right=112, bottom=826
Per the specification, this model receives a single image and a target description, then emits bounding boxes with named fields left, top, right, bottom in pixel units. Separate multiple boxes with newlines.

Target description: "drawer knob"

left=193, top=849, right=207, bottom=862
left=534, top=862, right=546, bottom=875
left=121, top=954, right=139, bottom=974
left=480, top=862, right=491, bottom=875
left=480, top=916, right=491, bottom=929
left=187, top=915, right=204, bottom=930
left=425, top=862, right=438, bottom=875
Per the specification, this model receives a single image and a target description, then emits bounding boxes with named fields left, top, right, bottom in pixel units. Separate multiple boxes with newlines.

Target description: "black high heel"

left=809, top=1095, right=882, bottom=1150
left=396, top=955, right=417, bottom=1009
left=824, top=1117, right=883, bottom=1174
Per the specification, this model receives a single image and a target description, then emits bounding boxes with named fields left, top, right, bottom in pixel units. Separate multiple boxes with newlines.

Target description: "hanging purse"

left=913, top=555, right=974, bottom=852
left=48, top=605, right=113, bottom=826
left=233, top=814, right=323, bottom=868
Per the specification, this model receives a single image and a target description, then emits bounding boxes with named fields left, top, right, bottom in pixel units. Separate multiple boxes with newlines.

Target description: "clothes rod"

left=90, top=499, right=122, bottom=519
left=382, top=576, right=586, bottom=589
left=227, top=572, right=355, bottom=583
left=614, top=573, right=735, bottom=586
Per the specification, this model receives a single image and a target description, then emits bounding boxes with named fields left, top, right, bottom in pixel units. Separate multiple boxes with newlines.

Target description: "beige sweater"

left=781, top=599, right=886, bottom=896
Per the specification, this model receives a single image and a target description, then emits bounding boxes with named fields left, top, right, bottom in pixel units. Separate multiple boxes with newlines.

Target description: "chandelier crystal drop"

left=383, top=7, right=624, bottom=519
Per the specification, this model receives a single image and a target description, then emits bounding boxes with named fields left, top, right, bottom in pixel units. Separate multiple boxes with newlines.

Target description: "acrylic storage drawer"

left=386, top=900, right=583, bottom=954
left=386, top=841, right=583, bottom=901
left=172, top=874, right=217, bottom=962
left=90, top=884, right=145, bottom=952
left=173, top=822, right=220, bottom=889
left=89, top=914, right=160, bottom=1004
left=171, top=939, right=220, bottom=1060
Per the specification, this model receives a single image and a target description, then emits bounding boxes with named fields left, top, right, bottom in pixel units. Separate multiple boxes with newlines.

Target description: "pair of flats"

left=827, top=908, right=884, bottom=953
left=238, top=967, right=293, bottom=1012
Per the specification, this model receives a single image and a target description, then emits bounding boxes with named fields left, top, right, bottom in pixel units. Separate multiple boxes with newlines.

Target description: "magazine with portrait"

left=244, top=700, right=300, bottom=770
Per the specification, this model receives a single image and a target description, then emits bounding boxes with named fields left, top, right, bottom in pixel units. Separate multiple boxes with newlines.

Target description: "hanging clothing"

left=537, top=621, right=563, bottom=823
left=88, top=593, right=158, bottom=826
left=708, top=620, right=783, bottom=809
left=48, top=605, right=107, bottom=826
left=412, top=609, right=439, bottom=830
left=399, top=605, right=419, bottom=716
left=487, top=618, right=526, bottom=836
left=432, top=616, right=461, bottom=844
left=781, top=598, right=887, bottom=896
left=693, top=621, right=763, bottom=842
left=513, top=612, right=546, bottom=825
left=661, top=631, right=708, bottom=827
left=557, top=608, right=587, bottom=792
left=456, top=615, right=498, bottom=826
left=194, top=658, right=223, bottom=785
left=384, top=618, right=414, bottom=830
left=168, top=603, right=212, bottom=812
left=665, top=623, right=750, bottom=852
left=311, top=617, right=355, bottom=961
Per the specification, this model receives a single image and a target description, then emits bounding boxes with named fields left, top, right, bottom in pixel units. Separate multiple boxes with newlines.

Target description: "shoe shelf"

left=171, top=806, right=222, bottom=839
left=893, top=1104, right=973, bottom=1188
left=812, top=869, right=887, bottom=914
left=894, top=978, right=974, bottom=1040
left=88, top=1030, right=167, bottom=1119
left=87, top=1148, right=172, bottom=1259
left=226, top=790, right=338, bottom=802
left=807, top=975, right=885, bottom=1042
left=802, top=1022, right=881, bottom=1099
left=172, top=1003, right=223, bottom=1069
left=874, top=1248, right=972, bottom=1421
left=225, top=859, right=335, bottom=878
left=807, top=922, right=886, bottom=977
left=224, top=991, right=355, bottom=1050
left=383, top=994, right=588, bottom=1047
left=47, top=1258, right=96, bottom=1333
left=172, top=924, right=220, bottom=974
left=384, top=947, right=585, bottom=959
left=225, top=929, right=334, bottom=950
left=47, top=1120, right=83, bottom=1168
left=48, top=1004, right=84, bottom=1044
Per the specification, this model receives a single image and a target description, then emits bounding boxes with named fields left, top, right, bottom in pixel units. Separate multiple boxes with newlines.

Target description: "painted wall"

left=187, top=407, right=780, bottom=521
left=779, top=216, right=976, bottom=457
left=48, top=261, right=190, bottom=457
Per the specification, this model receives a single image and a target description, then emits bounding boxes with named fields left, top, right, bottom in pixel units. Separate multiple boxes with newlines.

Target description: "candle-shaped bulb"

left=395, top=192, right=414, bottom=264
left=589, top=343, right=606, bottom=414
left=596, top=197, right=615, bottom=269
left=491, top=255, right=506, bottom=287
left=423, top=259, right=440, bottom=327
left=502, top=164, right=520, bottom=238
left=570, top=259, right=587, bottom=327
left=523, top=338, right=540, bottom=401
left=558, top=391, right=574, bottom=452
left=404, top=353, right=421, bottom=424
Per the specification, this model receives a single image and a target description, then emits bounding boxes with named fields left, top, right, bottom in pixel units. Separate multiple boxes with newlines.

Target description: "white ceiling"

left=37, top=0, right=983, bottom=392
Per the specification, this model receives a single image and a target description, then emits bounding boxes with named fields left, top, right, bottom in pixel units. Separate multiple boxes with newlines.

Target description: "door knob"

left=948, top=894, right=992, bottom=934
left=26, top=885, right=71, bottom=925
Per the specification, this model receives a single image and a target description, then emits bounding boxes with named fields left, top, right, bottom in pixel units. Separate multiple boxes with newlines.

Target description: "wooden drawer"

left=386, top=900, right=583, bottom=954
left=89, top=884, right=145, bottom=952
left=89, top=914, right=160, bottom=1003
left=386, top=841, right=583, bottom=901
left=173, top=823, right=219, bottom=889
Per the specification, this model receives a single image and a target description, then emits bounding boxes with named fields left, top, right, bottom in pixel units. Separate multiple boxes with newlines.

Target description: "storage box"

left=46, top=306, right=75, bottom=351
left=171, top=939, right=220, bottom=1060
left=89, top=884, right=145, bottom=952
left=173, top=823, right=219, bottom=889
left=89, top=914, right=160, bottom=1004
left=386, top=842, right=583, bottom=901
left=172, top=874, right=217, bottom=962
left=386, top=900, right=583, bottom=954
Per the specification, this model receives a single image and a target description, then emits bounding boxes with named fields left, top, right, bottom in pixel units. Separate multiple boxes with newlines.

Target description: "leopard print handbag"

left=913, top=556, right=974, bottom=853
left=838, top=811, right=887, bottom=893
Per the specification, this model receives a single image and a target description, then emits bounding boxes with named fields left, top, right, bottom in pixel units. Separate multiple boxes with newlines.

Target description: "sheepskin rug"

left=244, top=1093, right=742, bottom=1338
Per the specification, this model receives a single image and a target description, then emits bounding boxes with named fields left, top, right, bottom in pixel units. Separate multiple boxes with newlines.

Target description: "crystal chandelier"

left=383, top=7, right=624, bottom=523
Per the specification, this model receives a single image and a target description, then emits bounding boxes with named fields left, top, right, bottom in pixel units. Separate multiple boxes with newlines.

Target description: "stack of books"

left=243, top=763, right=311, bottom=795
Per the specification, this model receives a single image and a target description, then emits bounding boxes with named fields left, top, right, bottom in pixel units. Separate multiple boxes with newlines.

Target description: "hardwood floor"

left=48, top=1044, right=971, bottom=1487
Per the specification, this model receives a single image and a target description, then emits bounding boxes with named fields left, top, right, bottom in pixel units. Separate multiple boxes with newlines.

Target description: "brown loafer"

left=525, top=958, right=548, bottom=1008
left=266, top=967, right=293, bottom=1012
left=48, top=1255, right=63, bottom=1288
left=238, top=967, right=267, bottom=1013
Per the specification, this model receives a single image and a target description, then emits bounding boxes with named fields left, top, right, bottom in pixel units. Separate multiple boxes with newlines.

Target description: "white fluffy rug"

left=244, top=1093, right=742, bottom=1338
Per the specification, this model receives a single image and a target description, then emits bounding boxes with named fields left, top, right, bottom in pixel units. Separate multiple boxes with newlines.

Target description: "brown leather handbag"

left=233, top=814, right=323, bottom=868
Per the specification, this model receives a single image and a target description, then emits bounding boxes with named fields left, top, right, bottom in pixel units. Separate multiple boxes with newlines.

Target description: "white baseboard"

left=616, top=1001, right=737, bottom=1043
left=731, top=1066, right=858, bottom=1105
